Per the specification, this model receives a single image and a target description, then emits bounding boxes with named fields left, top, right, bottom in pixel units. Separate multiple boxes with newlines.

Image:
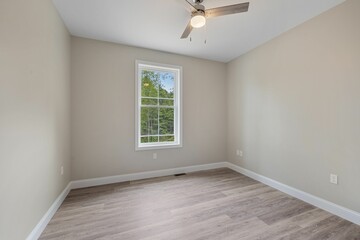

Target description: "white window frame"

left=135, top=60, right=183, bottom=151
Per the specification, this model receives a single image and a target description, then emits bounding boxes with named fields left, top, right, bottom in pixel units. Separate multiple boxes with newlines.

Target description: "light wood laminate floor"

left=40, top=168, right=360, bottom=240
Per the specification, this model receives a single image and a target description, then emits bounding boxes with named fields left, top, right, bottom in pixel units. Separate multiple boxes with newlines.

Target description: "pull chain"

left=204, top=24, right=207, bottom=44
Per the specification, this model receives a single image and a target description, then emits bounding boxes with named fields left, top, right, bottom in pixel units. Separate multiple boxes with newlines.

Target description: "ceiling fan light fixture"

left=191, top=13, right=206, bottom=28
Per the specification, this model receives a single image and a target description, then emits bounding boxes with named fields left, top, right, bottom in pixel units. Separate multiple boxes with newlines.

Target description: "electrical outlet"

left=236, top=150, right=243, bottom=157
left=153, top=153, right=157, bottom=160
left=60, top=166, right=64, bottom=176
left=330, top=174, right=338, bottom=184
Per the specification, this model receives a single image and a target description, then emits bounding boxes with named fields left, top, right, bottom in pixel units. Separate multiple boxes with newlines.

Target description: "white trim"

left=71, top=162, right=227, bottom=189
left=26, top=182, right=72, bottom=240
left=135, top=60, right=183, bottom=151
left=226, top=162, right=360, bottom=226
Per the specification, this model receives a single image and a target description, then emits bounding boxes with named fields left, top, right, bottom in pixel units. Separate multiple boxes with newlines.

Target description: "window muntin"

left=136, top=61, right=182, bottom=150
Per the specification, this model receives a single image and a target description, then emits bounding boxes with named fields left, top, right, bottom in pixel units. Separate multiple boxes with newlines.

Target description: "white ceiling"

left=52, top=0, right=345, bottom=62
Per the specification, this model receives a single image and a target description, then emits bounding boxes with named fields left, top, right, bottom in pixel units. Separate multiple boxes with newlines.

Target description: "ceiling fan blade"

left=205, top=2, right=249, bottom=18
left=181, top=20, right=193, bottom=39
left=184, top=0, right=197, bottom=12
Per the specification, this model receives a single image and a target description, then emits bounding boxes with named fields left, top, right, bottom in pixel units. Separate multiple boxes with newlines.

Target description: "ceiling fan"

left=180, top=0, right=250, bottom=39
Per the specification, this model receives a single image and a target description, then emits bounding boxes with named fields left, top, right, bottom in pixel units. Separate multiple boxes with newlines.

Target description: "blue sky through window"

left=157, top=71, right=174, bottom=95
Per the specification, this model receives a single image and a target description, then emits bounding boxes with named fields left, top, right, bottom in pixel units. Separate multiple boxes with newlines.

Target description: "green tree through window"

left=140, top=70, right=175, bottom=144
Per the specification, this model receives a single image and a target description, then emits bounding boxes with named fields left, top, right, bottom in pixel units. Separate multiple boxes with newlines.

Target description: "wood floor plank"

left=39, top=168, right=360, bottom=240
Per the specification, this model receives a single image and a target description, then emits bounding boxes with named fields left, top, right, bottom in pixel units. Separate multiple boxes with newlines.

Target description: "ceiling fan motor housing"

left=193, top=4, right=205, bottom=14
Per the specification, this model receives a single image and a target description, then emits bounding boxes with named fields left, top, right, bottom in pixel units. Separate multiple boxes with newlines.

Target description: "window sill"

left=135, top=143, right=182, bottom=151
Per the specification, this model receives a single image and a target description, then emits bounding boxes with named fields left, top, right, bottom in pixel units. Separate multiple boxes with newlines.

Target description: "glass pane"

left=159, top=99, right=174, bottom=106
left=141, top=136, right=159, bottom=143
left=159, top=72, right=175, bottom=99
left=142, top=98, right=158, bottom=106
left=149, top=136, right=159, bottom=143
left=141, top=107, right=158, bottom=135
left=159, top=136, right=175, bottom=142
left=141, top=137, right=149, bottom=143
left=159, top=108, right=174, bottom=135
left=141, top=70, right=159, bottom=97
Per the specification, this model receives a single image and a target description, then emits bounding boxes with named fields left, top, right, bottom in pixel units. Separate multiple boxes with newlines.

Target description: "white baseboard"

left=226, top=162, right=360, bottom=225
left=26, top=182, right=72, bottom=240
left=71, top=162, right=227, bottom=189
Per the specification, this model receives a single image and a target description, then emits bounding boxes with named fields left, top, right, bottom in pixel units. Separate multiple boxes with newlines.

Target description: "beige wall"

left=0, top=0, right=71, bottom=239
left=227, top=0, right=360, bottom=213
left=71, top=37, right=227, bottom=180
left=1, top=0, right=359, bottom=237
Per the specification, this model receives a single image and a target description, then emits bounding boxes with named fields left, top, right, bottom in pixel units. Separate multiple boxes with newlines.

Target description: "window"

left=135, top=60, right=182, bottom=150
